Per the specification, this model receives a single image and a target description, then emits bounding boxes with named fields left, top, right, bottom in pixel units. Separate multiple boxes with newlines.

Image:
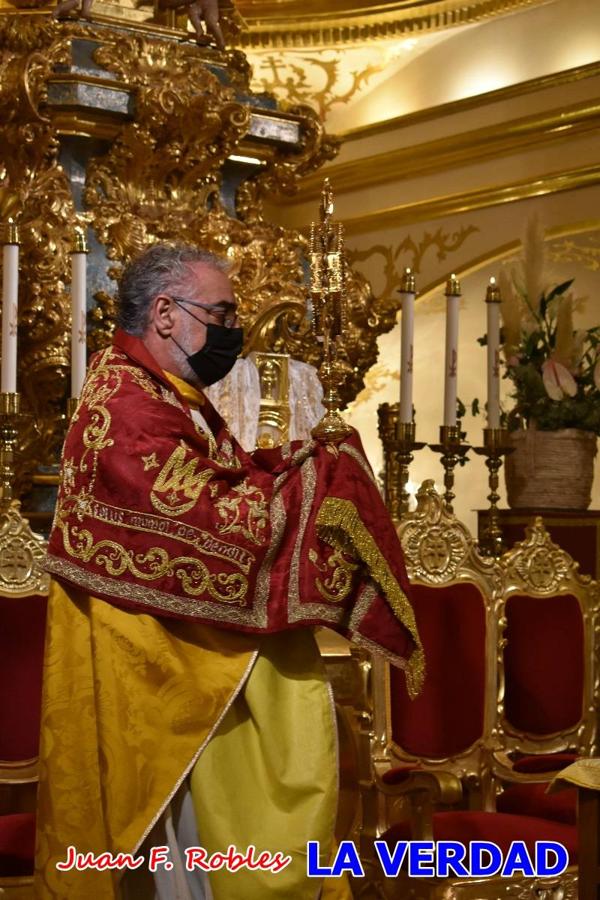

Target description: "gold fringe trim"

left=315, top=497, right=425, bottom=699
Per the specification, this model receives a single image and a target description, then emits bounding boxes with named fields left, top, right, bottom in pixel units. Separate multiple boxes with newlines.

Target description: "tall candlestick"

left=1, top=219, right=20, bottom=394
left=399, top=267, right=416, bottom=424
left=486, top=277, right=501, bottom=429
left=443, top=274, right=461, bottom=427
left=71, top=226, right=88, bottom=399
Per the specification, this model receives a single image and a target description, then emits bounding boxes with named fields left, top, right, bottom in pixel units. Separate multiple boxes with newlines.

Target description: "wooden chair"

left=0, top=505, right=49, bottom=898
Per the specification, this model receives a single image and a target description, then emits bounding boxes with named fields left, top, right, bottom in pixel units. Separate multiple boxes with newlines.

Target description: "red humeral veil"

left=45, top=331, right=424, bottom=697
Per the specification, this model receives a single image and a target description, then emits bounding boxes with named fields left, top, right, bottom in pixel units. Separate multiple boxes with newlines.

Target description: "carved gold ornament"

left=507, top=517, right=585, bottom=594
left=0, top=502, right=49, bottom=596
left=398, top=479, right=503, bottom=592
left=0, top=17, right=74, bottom=493
left=0, top=12, right=402, bottom=498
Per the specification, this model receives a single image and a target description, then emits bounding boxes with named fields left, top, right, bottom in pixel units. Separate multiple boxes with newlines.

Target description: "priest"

left=34, top=243, right=423, bottom=899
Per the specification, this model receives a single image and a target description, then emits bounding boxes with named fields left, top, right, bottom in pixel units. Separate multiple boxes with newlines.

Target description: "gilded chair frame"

left=359, top=494, right=583, bottom=900
left=0, top=504, right=49, bottom=898
left=366, top=481, right=505, bottom=842
left=492, top=516, right=600, bottom=774
left=0, top=504, right=49, bottom=785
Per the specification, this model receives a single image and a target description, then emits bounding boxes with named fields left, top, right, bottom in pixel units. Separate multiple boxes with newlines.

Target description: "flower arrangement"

left=477, top=218, right=600, bottom=434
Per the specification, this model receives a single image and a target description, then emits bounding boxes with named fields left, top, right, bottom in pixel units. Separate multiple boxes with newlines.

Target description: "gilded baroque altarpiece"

left=0, top=7, right=404, bottom=508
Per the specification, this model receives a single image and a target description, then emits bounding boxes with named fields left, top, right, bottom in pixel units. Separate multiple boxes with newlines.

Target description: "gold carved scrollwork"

left=507, top=517, right=583, bottom=594
left=399, top=480, right=469, bottom=584
left=398, top=482, right=504, bottom=598
left=86, top=34, right=251, bottom=263
left=0, top=18, right=75, bottom=492
left=83, top=37, right=340, bottom=387
left=0, top=502, right=49, bottom=596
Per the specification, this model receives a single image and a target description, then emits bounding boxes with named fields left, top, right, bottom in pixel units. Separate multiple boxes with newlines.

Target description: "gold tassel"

left=315, top=497, right=425, bottom=698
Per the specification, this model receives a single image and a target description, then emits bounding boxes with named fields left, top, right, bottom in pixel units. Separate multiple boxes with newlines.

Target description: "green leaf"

left=545, top=279, right=574, bottom=303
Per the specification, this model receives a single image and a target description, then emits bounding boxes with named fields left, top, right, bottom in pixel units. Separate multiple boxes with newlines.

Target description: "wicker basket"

left=505, top=428, right=598, bottom=510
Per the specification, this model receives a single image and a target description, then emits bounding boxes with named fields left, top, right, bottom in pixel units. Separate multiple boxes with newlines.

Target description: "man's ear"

left=151, top=296, right=175, bottom=338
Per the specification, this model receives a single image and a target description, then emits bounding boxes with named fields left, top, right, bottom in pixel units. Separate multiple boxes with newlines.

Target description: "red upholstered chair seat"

left=0, top=812, right=36, bottom=876
left=0, top=594, right=47, bottom=762
left=390, top=583, right=486, bottom=758
left=497, top=782, right=577, bottom=825
left=383, top=810, right=578, bottom=863
left=513, top=753, right=578, bottom=774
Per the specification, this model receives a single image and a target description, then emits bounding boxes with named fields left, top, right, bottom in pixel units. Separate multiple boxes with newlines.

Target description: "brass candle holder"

left=429, top=424, right=470, bottom=513
left=308, top=178, right=352, bottom=442
left=67, top=397, right=79, bottom=421
left=377, top=403, right=425, bottom=525
left=474, top=427, right=513, bottom=557
left=0, top=392, right=23, bottom=511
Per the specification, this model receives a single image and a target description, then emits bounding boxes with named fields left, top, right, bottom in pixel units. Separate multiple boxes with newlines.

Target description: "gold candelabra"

left=475, top=427, right=513, bottom=557
left=377, top=404, right=425, bottom=525
left=0, top=392, right=23, bottom=511
left=308, top=179, right=352, bottom=442
left=429, top=425, right=470, bottom=514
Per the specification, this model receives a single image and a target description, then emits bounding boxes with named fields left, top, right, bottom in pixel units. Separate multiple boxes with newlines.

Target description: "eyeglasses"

left=171, top=297, right=238, bottom=329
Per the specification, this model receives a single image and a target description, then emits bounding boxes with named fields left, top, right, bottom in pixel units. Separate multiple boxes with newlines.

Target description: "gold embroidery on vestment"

left=44, top=555, right=258, bottom=625
left=309, top=545, right=358, bottom=603
left=142, top=453, right=160, bottom=471
left=150, top=443, right=215, bottom=517
left=315, top=497, right=425, bottom=698
left=56, top=517, right=248, bottom=604
left=215, top=478, right=268, bottom=546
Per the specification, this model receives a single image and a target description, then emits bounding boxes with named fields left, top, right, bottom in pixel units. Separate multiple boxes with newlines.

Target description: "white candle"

left=486, top=277, right=501, bottom=429
left=1, top=220, right=19, bottom=394
left=71, top=227, right=88, bottom=398
left=399, top=267, right=416, bottom=424
left=443, top=275, right=461, bottom=427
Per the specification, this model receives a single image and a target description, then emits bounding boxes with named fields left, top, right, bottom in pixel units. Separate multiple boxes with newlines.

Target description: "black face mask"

left=185, top=323, right=244, bottom=387
left=170, top=298, right=243, bottom=386
left=172, top=321, right=244, bottom=387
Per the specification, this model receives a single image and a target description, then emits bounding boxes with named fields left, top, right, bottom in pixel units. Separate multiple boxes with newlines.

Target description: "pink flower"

left=542, top=359, right=577, bottom=400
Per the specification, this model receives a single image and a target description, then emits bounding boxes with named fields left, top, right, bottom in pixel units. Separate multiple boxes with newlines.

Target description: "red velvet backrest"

left=0, top=594, right=47, bottom=761
left=503, top=593, right=584, bottom=735
left=390, top=582, right=486, bottom=758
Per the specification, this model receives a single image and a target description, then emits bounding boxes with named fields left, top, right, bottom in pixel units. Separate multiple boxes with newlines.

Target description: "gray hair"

left=117, top=243, right=228, bottom=336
